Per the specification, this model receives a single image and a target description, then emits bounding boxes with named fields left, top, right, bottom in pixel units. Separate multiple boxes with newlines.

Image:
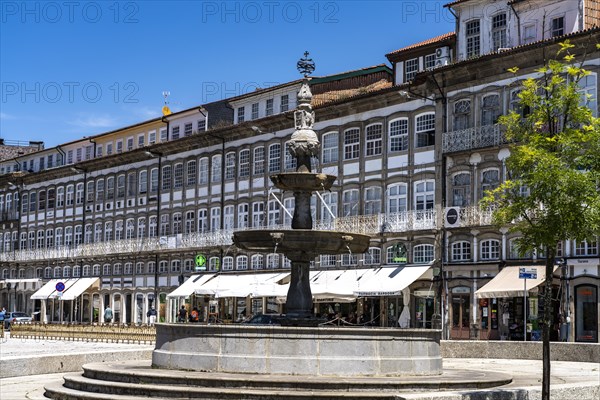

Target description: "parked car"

left=243, top=314, right=284, bottom=325
left=4, top=312, right=33, bottom=329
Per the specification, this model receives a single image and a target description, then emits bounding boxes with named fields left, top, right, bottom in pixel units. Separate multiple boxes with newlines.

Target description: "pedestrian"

left=0, top=307, right=5, bottom=326
left=103, top=306, right=113, bottom=324
left=147, top=306, right=157, bottom=325
left=178, top=306, right=187, bottom=323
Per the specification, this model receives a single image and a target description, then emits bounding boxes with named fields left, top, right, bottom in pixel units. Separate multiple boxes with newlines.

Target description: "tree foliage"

left=483, top=40, right=600, bottom=254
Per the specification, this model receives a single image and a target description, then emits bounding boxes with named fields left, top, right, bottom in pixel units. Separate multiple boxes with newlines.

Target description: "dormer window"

left=251, top=103, right=259, bottom=120
left=280, top=95, right=289, bottom=112
left=266, top=98, right=274, bottom=116
left=237, top=106, right=245, bottom=123
left=466, top=19, right=480, bottom=58
left=424, top=53, right=436, bottom=70
left=492, top=13, right=507, bottom=51
left=551, top=16, right=564, bottom=37
left=405, top=58, right=419, bottom=81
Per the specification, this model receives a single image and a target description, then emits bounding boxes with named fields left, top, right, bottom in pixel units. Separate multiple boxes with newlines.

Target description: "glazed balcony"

left=0, top=210, right=440, bottom=263
left=442, top=124, right=507, bottom=153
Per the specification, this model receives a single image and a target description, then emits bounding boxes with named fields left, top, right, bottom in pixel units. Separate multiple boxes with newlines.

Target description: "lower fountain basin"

left=153, top=324, right=442, bottom=377
left=233, top=229, right=371, bottom=257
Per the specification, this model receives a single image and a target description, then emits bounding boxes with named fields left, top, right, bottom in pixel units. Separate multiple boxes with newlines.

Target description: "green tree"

left=483, top=41, right=600, bottom=400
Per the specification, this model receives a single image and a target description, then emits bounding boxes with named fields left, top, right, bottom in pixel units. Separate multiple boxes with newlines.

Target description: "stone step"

left=49, top=372, right=408, bottom=400
left=80, top=360, right=511, bottom=392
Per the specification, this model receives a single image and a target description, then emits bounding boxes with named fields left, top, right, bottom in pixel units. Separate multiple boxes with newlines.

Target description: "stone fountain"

left=151, top=53, right=443, bottom=377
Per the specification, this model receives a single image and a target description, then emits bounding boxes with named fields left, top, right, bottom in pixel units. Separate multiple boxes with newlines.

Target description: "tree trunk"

left=542, top=250, right=555, bottom=400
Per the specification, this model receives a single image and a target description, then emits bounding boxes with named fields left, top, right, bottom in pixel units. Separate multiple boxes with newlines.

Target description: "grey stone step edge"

left=81, top=361, right=513, bottom=392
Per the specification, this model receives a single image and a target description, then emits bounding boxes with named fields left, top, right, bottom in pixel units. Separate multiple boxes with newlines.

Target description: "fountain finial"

left=296, top=51, right=316, bottom=78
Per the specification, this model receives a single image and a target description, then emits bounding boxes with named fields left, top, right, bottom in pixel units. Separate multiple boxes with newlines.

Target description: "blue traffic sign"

left=55, top=281, right=66, bottom=292
left=519, top=267, right=537, bottom=279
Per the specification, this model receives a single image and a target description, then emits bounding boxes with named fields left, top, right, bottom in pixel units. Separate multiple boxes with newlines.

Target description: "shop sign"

left=195, top=254, right=207, bottom=271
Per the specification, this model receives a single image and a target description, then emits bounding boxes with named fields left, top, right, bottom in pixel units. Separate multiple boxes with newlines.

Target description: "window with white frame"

left=160, top=128, right=168, bottom=142
left=480, top=239, right=500, bottom=260
left=453, top=100, right=471, bottom=130
left=197, top=119, right=206, bottom=132
left=211, top=155, right=222, bottom=183
left=284, top=141, right=297, bottom=171
left=198, top=209, right=208, bottom=232
left=251, top=103, right=259, bottom=120
left=492, top=13, right=507, bottom=51
left=364, top=186, right=382, bottom=215
left=171, top=126, right=180, bottom=140
left=321, top=132, right=338, bottom=163
left=268, top=144, right=281, bottom=173
left=237, top=203, right=248, bottom=229
left=172, top=212, right=182, bottom=234
left=405, top=58, right=419, bottom=81
left=115, top=220, right=123, bottom=241
left=364, top=248, right=381, bottom=265
left=74, top=225, right=82, bottom=246
left=73, top=265, right=81, bottom=277
left=170, top=260, right=180, bottom=273
left=174, top=163, right=184, bottom=189
left=481, top=169, right=499, bottom=198
left=185, top=211, right=196, bottom=234
left=127, top=137, right=134, bottom=151
left=342, top=252, right=358, bottom=266
left=148, top=130, right=156, bottom=144
left=466, top=19, right=481, bottom=58
left=236, top=255, right=248, bottom=270
left=150, top=168, right=158, bottom=192
left=267, top=254, right=280, bottom=269
left=147, top=262, right=155, bottom=274
left=575, top=239, right=598, bottom=256
left=162, top=166, right=172, bottom=190
left=239, top=149, right=250, bottom=177
left=186, top=160, right=197, bottom=186
left=224, top=205, right=234, bottom=230
left=253, top=147, right=265, bottom=175
left=414, top=244, right=434, bottom=263
left=84, top=182, right=92, bottom=203
left=96, top=145, right=103, bottom=157
left=138, top=134, right=144, bottom=147
left=210, top=207, right=220, bottom=231
left=116, top=140, right=123, bottom=153
left=184, top=123, right=193, bottom=137
left=237, top=106, right=245, bottom=123
left=199, top=158, right=209, bottom=184
left=29, top=192, right=36, bottom=212
left=344, top=128, right=360, bottom=160
left=415, top=113, right=435, bottom=147
left=320, top=192, right=337, bottom=223
left=389, top=118, right=408, bottom=152
left=509, top=238, right=532, bottom=259
left=365, top=124, right=382, bottom=156
left=280, top=94, right=289, bottom=112
left=159, top=261, right=168, bottom=273
left=225, top=152, right=236, bottom=180
left=149, top=216, right=157, bottom=237
left=267, top=200, right=279, bottom=226
left=137, top=218, right=146, bottom=238
left=320, top=254, right=336, bottom=268
left=76, top=148, right=82, bottom=162
left=425, top=53, right=436, bottom=70
left=266, top=98, right=274, bottom=116
left=452, top=172, right=471, bottom=207
left=94, top=223, right=102, bottom=242
left=222, top=256, right=234, bottom=271
left=283, top=197, right=294, bottom=226
left=415, top=180, right=435, bottom=211
left=451, top=241, right=471, bottom=261
left=551, top=16, right=564, bottom=37
left=342, top=189, right=359, bottom=216
left=578, top=73, right=597, bottom=117
left=251, top=254, right=263, bottom=269
left=481, top=94, right=501, bottom=125
left=387, top=183, right=407, bottom=213
left=160, top=214, right=170, bottom=236
left=117, top=175, right=125, bottom=198
left=93, top=264, right=101, bottom=276
left=136, top=262, right=144, bottom=274
left=252, top=202, right=264, bottom=228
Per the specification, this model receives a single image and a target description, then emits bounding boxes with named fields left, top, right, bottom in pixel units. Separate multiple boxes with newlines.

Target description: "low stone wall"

left=154, top=324, right=442, bottom=377
left=442, top=340, right=600, bottom=363
left=10, top=322, right=155, bottom=344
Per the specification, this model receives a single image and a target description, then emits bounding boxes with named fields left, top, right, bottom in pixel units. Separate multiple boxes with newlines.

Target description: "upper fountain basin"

left=270, top=173, right=337, bottom=192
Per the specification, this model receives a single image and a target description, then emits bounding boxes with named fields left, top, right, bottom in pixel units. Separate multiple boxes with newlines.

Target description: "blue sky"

left=0, top=1, right=455, bottom=148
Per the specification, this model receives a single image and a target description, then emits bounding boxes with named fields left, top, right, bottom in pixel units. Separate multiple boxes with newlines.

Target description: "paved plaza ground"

left=1, top=333, right=599, bottom=399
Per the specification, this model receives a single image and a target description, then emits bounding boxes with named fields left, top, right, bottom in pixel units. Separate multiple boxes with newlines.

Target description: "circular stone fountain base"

left=152, top=324, right=442, bottom=377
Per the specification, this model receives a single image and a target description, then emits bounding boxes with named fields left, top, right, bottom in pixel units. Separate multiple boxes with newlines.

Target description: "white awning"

left=60, top=277, right=100, bottom=301
left=475, top=265, right=558, bottom=299
left=201, top=272, right=288, bottom=297
left=353, top=265, right=432, bottom=297
left=215, top=273, right=290, bottom=298
left=310, top=269, right=371, bottom=301
left=30, top=279, right=74, bottom=300
left=167, top=274, right=215, bottom=298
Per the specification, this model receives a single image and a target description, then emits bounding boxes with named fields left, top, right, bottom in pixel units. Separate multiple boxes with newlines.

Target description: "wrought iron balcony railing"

left=442, top=124, right=507, bottom=153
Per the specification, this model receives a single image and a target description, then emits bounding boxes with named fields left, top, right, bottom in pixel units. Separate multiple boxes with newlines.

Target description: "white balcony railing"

left=442, top=124, right=507, bottom=153
left=0, top=207, right=497, bottom=263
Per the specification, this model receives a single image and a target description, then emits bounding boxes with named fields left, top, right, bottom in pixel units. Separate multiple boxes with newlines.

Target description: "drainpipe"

left=57, top=145, right=66, bottom=167
left=88, top=138, right=97, bottom=159
left=509, top=3, right=521, bottom=46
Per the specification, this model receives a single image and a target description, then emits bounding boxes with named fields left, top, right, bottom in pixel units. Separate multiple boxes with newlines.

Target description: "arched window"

left=389, top=118, right=408, bottom=152
left=321, top=132, right=338, bottom=163
left=44, top=267, right=52, bottom=278
left=480, top=239, right=500, bottom=260
left=72, top=265, right=81, bottom=277
left=251, top=254, right=263, bottom=270
left=63, top=266, right=71, bottom=278
left=365, top=123, right=383, bottom=156
left=236, top=255, right=248, bottom=270
left=415, top=113, right=435, bottom=147
left=452, top=173, right=471, bottom=207
left=266, top=254, right=280, bottom=269
left=82, top=265, right=91, bottom=277
left=414, top=244, right=434, bottom=264
left=53, top=266, right=62, bottom=278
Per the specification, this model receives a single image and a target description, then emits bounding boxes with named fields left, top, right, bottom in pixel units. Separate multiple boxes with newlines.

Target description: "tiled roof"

left=385, top=32, right=455, bottom=58
left=444, top=0, right=473, bottom=7
left=311, top=79, right=393, bottom=108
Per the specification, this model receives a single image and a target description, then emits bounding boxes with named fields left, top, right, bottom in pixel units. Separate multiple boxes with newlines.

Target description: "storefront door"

left=414, top=290, right=434, bottom=328
left=575, top=285, right=598, bottom=342
left=451, top=286, right=471, bottom=339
